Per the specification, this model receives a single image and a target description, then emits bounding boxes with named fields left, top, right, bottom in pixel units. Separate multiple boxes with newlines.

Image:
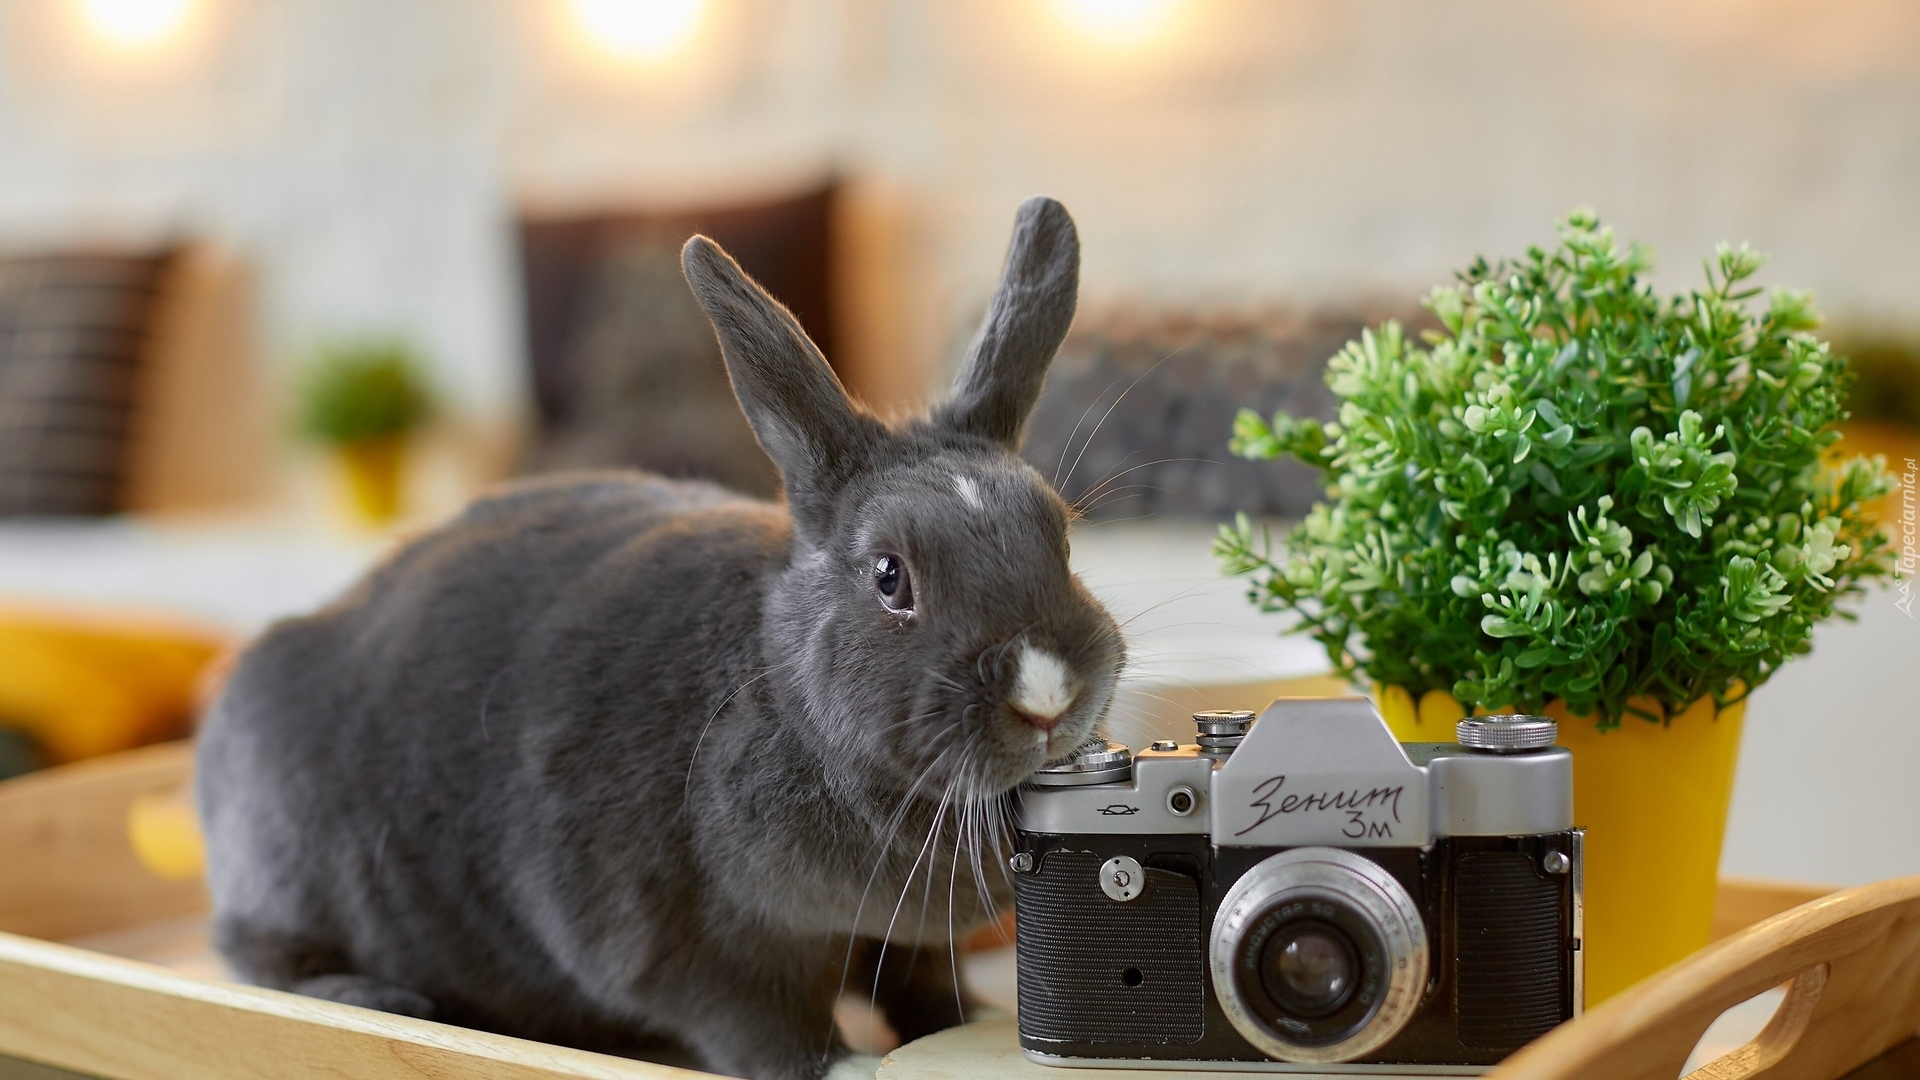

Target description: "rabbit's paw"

left=294, top=973, right=437, bottom=1019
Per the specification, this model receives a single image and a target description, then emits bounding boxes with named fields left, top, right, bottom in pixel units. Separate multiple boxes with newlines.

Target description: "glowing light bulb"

left=78, top=0, right=193, bottom=48
left=1051, top=0, right=1182, bottom=46
left=570, top=0, right=706, bottom=63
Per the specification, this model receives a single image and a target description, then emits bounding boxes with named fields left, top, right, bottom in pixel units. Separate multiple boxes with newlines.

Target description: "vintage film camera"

left=1011, top=698, right=1582, bottom=1072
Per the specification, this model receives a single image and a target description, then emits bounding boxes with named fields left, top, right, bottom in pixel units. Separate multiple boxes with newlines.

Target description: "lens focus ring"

left=1209, top=847, right=1429, bottom=1064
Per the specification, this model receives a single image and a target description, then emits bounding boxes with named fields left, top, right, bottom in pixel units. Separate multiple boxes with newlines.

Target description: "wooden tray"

left=0, top=743, right=1835, bottom=1080
left=0, top=742, right=701, bottom=1080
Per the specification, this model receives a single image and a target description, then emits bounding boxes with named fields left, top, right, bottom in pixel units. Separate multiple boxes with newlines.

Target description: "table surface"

left=873, top=1008, right=1920, bottom=1080
left=8, top=1037, right=1920, bottom=1080
left=876, top=1016, right=1383, bottom=1078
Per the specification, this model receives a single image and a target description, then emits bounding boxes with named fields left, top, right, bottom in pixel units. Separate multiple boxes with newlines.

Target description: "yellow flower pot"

left=1377, top=685, right=1746, bottom=1004
left=335, top=436, right=407, bottom=525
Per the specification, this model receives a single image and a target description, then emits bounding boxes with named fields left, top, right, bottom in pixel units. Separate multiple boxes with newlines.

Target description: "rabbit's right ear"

left=682, top=237, right=884, bottom=525
left=934, top=197, right=1080, bottom=451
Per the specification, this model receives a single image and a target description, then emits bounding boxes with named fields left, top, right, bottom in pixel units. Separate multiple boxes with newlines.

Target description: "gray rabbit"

left=195, top=197, right=1124, bottom=1080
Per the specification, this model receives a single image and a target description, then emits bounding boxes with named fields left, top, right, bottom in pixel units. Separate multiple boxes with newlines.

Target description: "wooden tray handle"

left=1495, top=876, right=1920, bottom=1080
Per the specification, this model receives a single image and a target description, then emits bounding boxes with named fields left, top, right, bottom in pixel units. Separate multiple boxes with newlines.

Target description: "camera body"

left=1012, top=698, right=1582, bottom=1073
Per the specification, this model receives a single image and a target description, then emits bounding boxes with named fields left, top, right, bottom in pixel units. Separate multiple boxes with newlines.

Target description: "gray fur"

left=935, top=197, right=1080, bottom=450
left=196, top=197, right=1120, bottom=1080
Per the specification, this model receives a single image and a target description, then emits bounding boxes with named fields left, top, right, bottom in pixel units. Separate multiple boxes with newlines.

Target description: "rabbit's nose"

left=1010, top=645, right=1073, bottom=731
left=1013, top=705, right=1064, bottom=732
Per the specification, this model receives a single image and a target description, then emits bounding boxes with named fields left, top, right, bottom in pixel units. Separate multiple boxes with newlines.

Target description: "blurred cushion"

left=1022, top=308, right=1429, bottom=520
left=0, top=252, right=174, bottom=516
left=517, top=185, right=835, bottom=493
left=523, top=236, right=779, bottom=497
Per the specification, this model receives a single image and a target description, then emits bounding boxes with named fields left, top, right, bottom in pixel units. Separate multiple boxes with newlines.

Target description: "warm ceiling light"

left=570, top=0, right=706, bottom=63
left=78, top=0, right=194, bottom=48
left=1051, top=0, right=1182, bottom=46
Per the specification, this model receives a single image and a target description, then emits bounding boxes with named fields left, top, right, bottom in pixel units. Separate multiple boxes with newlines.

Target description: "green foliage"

left=296, top=339, right=435, bottom=445
left=1216, top=210, right=1894, bottom=727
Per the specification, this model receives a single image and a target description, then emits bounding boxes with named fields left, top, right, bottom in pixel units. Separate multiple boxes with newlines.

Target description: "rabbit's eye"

left=874, top=554, right=914, bottom=613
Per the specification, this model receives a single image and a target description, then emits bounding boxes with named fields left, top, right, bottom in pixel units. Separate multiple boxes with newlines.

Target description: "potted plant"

left=1217, top=209, right=1892, bottom=1002
left=296, top=339, right=435, bottom=525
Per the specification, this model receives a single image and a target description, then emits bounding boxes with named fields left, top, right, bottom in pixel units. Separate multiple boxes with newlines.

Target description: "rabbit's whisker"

left=1060, top=347, right=1185, bottom=495
left=1080, top=487, right=1161, bottom=517
left=1112, top=577, right=1243, bottom=631
left=910, top=745, right=983, bottom=953
left=831, top=730, right=962, bottom=1017
left=1072, top=457, right=1222, bottom=514
left=682, top=659, right=797, bottom=805
left=476, top=668, right=506, bottom=743
left=862, top=811, right=934, bottom=1042
left=1066, top=446, right=1147, bottom=521
left=1052, top=375, right=1128, bottom=490
left=1120, top=687, right=1195, bottom=716
left=950, top=750, right=1009, bottom=1014
left=867, top=768, right=956, bottom=1037
left=946, top=778, right=970, bottom=1025
left=875, top=705, right=951, bottom=738
left=910, top=767, right=962, bottom=963
left=921, top=668, right=970, bottom=696
left=868, top=766, right=963, bottom=1029
left=966, top=807, right=996, bottom=935
left=1076, top=484, right=1157, bottom=513
left=1066, top=508, right=1161, bottom=531
left=967, top=786, right=1014, bottom=934
left=829, top=727, right=972, bottom=1050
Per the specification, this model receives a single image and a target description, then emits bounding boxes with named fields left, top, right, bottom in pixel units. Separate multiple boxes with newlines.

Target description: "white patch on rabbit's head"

left=952, top=474, right=984, bottom=511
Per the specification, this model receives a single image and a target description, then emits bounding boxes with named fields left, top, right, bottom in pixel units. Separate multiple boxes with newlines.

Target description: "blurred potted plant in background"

left=296, top=339, right=435, bottom=526
left=1829, top=334, right=1920, bottom=530
left=1218, top=209, right=1893, bottom=1002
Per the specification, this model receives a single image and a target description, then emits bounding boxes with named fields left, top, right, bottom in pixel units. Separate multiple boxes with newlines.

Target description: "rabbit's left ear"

left=682, top=235, right=885, bottom=527
left=935, top=197, right=1079, bottom=450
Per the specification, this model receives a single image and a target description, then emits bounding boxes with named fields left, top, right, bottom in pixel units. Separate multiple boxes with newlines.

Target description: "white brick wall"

left=0, top=0, right=1914, bottom=414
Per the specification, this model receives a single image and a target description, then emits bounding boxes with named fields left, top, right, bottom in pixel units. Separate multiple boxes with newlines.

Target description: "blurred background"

left=0, top=0, right=1915, bottom=885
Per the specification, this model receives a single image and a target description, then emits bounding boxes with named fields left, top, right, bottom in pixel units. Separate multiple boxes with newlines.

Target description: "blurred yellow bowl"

left=127, top=787, right=206, bottom=882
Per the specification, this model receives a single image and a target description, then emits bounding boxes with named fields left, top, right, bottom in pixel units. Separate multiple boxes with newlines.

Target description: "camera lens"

left=1259, top=921, right=1357, bottom=1018
left=1210, top=847, right=1429, bottom=1064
